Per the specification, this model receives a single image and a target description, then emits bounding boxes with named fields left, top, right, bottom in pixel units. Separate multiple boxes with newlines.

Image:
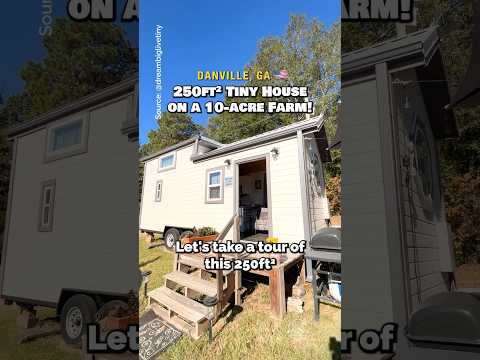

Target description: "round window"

left=409, top=115, right=439, bottom=220
left=414, top=125, right=433, bottom=199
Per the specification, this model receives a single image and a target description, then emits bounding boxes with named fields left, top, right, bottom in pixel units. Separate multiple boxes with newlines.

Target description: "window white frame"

left=155, top=180, right=163, bottom=202
left=44, top=114, right=89, bottom=163
left=158, top=152, right=176, bottom=172
left=205, top=166, right=224, bottom=204
left=38, top=179, right=56, bottom=232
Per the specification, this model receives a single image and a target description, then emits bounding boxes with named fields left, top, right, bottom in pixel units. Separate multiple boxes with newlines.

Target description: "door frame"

left=233, top=154, right=273, bottom=238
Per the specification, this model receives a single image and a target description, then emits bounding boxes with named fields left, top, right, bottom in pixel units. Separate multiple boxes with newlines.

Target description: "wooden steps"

left=148, top=214, right=243, bottom=340
left=178, top=254, right=206, bottom=270
left=149, top=286, right=210, bottom=339
left=178, top=253, right=235, bottom=275
left=165, top=270, right=217, bottom=298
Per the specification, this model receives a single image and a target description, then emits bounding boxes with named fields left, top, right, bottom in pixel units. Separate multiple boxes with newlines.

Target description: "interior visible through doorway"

left=238, top=159, right=269, bottom=242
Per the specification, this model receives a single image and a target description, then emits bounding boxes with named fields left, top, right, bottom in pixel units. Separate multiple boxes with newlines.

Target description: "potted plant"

left=98, top=292, right=139, bottom=332
left=182, top=227, right=218, bottom=244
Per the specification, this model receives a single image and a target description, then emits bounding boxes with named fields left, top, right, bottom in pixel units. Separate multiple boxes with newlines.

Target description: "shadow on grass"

left=139, top=255, right=164, bottom=267
left=224, top=304, right=244, bottom=324
left=329, top=336, right=341, bottom=360
left=211, top=304, right=245, bottom=342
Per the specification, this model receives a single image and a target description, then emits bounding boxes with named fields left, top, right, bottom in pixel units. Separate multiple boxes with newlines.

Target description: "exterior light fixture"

left=271, top=147, right=279, bottom=160
left=224, top=159, right=231, bottom=166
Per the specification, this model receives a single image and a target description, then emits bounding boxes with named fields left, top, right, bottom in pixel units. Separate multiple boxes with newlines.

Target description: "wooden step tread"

left=178, top=254, right=234, bottom=274
left=166, top=271, right=217, bottom=298
left=178, top=254, right=205, bottom=269
left=148, top=287, right=209, bottom=323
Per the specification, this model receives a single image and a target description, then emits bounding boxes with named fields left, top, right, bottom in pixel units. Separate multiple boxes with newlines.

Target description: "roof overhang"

left=140, top=135, right=222, bottom=162
left=342, top=27, right=440, bottom=81
left=191, top=115, right=327, bottom=162
left=7, top=76, right=138, bottom=139
left=342, top=27, right=457, bottom=139
left=451, top=0, right=480, bottom=108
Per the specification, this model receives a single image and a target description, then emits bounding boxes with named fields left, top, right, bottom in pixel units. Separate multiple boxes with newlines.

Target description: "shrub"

left=443, top=171, right=480, bottom=265
left=326, top=175, right=341, bottom=216
left=196, top=227, right=217, bottom=237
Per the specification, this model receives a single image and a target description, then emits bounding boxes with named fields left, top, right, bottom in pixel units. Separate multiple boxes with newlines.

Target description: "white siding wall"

left=140, top=137, right=306, bottom=243
left=1, top=96, right=139, bottom=304
left=341, top=79, right=396, bottom=333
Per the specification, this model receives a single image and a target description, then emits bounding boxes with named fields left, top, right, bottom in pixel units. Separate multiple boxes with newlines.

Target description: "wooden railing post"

left=233, top=214, right=242, bottom=306
left=216, top=250, right=224, bottom=318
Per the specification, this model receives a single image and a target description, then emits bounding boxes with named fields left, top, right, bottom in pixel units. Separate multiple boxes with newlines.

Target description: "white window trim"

left=205, top=166, right=224, bottom=204
left=38, top=179, right=56, bottom=232
left=155, top=180, right=163, bottom=202
left=158, top=152, right=176, bottom=172
left=44, top=113, right=89, bottom=163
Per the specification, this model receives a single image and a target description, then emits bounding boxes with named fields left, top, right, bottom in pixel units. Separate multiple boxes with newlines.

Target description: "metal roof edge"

left=7, top=75, right=138, bottom=138
left=140, top=137, right=197, bottom=162
left=140, top=135, right=222, bottom=162
left=192, top=115, right=325, bottom=162
left=342, top=27, right=439, bottom=78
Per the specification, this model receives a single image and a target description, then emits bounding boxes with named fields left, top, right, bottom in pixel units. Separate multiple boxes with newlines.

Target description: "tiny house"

left=342, top=27, right=479, bottom=359
left=140, top=116, right=331, bottom=248
left=0, top=77, right=139, bottom=344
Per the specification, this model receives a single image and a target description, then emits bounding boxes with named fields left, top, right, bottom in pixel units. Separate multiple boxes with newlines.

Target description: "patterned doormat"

left=139, top=310, right=182, bottom=360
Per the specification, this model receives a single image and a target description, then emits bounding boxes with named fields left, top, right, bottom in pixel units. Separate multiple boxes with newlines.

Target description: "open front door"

left=235, top=156, right=272, bottom=241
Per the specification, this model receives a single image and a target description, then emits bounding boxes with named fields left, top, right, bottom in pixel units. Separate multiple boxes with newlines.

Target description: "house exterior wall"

left=342, top=69, right=454, bottom=360
left=304, top=134, right=330, bottom=234
left=341, top=78, right=396, bottom=335
left=392, top=69, right=450, bottom=314
left=140, top=136, right=306, bottom=243
left=1, top=95, right=139, bottom=304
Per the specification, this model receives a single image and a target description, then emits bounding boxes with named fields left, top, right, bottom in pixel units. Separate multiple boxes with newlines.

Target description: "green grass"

left=139, top=235, right=174, bottom=314
left=139, top=235, right=341, bottom=360
left=0, top=305, right=80, bottom=360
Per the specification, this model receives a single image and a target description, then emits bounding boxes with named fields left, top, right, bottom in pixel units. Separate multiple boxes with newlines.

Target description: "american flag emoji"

left=274, top=69, right=289, bottom=80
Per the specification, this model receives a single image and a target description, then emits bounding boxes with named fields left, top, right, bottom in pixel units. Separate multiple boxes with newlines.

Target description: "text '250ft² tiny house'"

left=0, top=77, right=139, bottom=344
left=140, top=116, right=332, bottom=249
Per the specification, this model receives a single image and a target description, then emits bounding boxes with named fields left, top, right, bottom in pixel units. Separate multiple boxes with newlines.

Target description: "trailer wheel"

left=60, top=294, right=97, bottom=345
left=164, top=228, right=180, bottom=250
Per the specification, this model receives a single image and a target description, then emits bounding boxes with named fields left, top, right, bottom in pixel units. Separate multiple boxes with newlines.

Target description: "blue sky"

left=0, top=1, right=137, bottom=101
left=140, top=0, right=340, bottom=144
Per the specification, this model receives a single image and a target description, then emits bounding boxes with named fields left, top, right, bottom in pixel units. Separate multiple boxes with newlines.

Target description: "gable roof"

left=342, top=26, right=457, bottom=139
left=342, top=27, right=439, bottom=80
left=140, top=135, right=222, bottom=162
left=192, top=115, right=326, bottom=162
left=141, top=115, right=328, bottom=164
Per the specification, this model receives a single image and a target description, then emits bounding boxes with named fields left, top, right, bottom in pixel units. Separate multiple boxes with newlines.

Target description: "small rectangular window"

left=45, top=115, right=89, bottom=162
left=158, top=153, right=176, bottom=172
left=38, top=180, right=56, bottom=232
left=155, top=180, right=163, bottom=202
left=51, top=120, right=82, bottom=151
left=206, top=167, right=224, bottom=204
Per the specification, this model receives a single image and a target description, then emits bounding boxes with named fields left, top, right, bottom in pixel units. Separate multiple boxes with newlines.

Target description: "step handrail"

left=215, top=212, right=239, bottom=243
left=215, top=212, right=240, bottom=318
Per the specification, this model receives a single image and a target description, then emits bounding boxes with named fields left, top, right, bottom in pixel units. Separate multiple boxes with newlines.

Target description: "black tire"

left=60, top=294, right=97, bottom=345
left=163, top=228, right=181, bottom=251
